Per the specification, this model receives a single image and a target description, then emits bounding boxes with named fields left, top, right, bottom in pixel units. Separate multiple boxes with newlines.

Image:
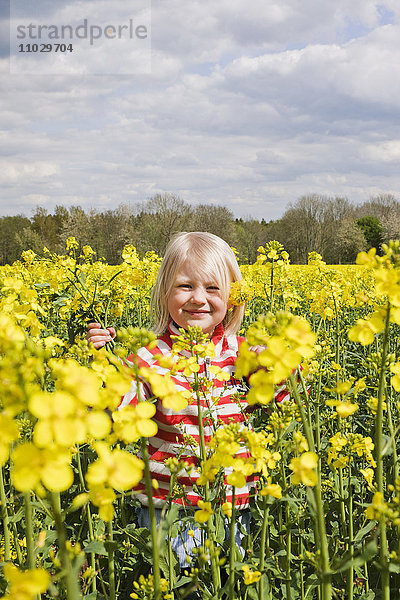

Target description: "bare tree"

left=276, top=195, right=327, bottom=263
left=235, top=217, right=274, bottom=263
left=322, top=197, right=354, bottom=262
left=136, top=194, right=193, bottom=255
left=191, top=204, right=237, bottom=246
left=0, top=215, right=32, bottom=264
left=357, top=194, right=400, bottom=220
left=330, top=218, right=367, bottom=263
left=381, top=211, right=400, bottom=244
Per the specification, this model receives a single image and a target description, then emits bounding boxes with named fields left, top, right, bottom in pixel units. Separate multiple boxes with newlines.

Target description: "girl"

left=87, top=232, right=289, bottom=565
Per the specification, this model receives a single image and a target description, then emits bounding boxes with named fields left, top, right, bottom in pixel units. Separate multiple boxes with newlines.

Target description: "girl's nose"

left=191, top=286, right=207, bottom=304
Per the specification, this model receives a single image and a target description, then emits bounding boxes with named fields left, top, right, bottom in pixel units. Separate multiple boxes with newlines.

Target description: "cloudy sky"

left=1, top=0, right=400, bottom=220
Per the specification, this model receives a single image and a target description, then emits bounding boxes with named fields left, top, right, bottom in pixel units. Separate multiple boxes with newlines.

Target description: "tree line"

left=0, top=193, right=399, bottom=265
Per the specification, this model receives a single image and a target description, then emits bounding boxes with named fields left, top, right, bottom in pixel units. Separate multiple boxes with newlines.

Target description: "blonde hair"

left=150, top=232, right=244, bottom=336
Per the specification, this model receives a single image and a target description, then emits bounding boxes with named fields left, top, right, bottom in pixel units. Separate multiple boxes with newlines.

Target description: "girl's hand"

left=249, top=345, right=266, bottom=355
left=248, top=345, right=267, bottom=373
left=86, top=322, right=116, bottom=349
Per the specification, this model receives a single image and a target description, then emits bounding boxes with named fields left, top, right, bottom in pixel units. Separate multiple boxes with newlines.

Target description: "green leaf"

left=354, top=520, right=377, bottom=542
left=332, top=539, right=378, bottom=574
left=83, top=541, right=108, bottom=556
left=246, top=585, right=260, bottom=600
left=8, top=508, right=24, bottom=524
left=104, top=540, right=119, bottom=553
left=359, top=591, right=375, bottom=599
left=84, top=593, right=99, bottom=600
left=388, top=562, right=400, bottom=573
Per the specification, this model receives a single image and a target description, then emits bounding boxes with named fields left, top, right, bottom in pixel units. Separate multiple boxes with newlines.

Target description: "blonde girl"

left=87, top=232, right=288, bottom=565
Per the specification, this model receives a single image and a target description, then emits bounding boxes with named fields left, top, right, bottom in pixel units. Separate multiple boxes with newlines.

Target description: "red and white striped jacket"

left=119, top=320, right=290, bottom=508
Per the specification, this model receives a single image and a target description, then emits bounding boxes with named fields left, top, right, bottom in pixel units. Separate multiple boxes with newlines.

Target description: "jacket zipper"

left=204, top=356, right=211, bottom=380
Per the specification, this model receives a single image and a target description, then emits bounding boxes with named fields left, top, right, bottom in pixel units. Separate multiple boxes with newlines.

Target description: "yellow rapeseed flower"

left=348, top=311, right=386, bottom=346
left=86, top=442, right=144, bottom=491
left=11, top=443, right=73, bottom=493
left=365, top=492, right=387, bottom=520
left=260, top=482, right=282, bottom=498
left=336, top=400, right=358, bottom=418
left=227, top=458, right=254, bottom=488
left=289, top=452, right=318, bottom=487
left=112, top=402, right=158, bottom=443
left=222, top=502, right=232, bottom=518
left=0, top=413, right=19, bottom=466
left=390, top=362, right=400, bottom=392
left=89, top=485, right=116, bottom=522
left=242, top=565, right=262, bottom=585
left=140, top=367, right=189, bottom=412
left=228, top=280, right=253, bottom=306
left=1, top=563, right=50, bottom=600
left=247, top=370, right=275, bottom=406
left=360, top=468, right=375, bottom=491
left=194, top=500, right=214, bottom=523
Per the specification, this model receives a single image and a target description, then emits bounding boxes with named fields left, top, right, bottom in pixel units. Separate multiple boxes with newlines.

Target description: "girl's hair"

left=150, top=232, right=245, bottom=336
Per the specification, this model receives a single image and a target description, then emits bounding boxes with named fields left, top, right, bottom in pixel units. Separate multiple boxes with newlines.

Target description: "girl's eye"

left=178, top=284, right=192, bottom=289
left=207, top=286, right=219, bottom=291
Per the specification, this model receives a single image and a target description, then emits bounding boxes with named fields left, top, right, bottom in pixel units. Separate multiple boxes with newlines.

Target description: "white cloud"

left=0, top=0, right=399, bottom=220
left=0, top=160, right=59, bottom=184
left=364, top=141, right=400, bottom=163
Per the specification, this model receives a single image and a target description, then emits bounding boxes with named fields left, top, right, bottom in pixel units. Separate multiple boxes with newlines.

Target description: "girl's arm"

left=86, top=322, right=116, bottom=349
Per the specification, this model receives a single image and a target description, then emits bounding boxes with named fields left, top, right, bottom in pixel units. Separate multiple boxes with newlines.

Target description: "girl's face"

left=167, top=262, right=228, bottom=336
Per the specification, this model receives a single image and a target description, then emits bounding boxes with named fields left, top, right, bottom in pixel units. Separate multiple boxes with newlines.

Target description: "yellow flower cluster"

left=0, top=309, right=151, bottom=524
left=86, top=442, right=144, bottom=521
left=365, top=492, right=400, bottom=525
left=236, top=311, right=316, bottom=405
left=0, top=239, right=161, bottom=343
left=289, top=452, right=318, bottom=487
left=242, top=564, right=262, bottom=584
left=197, top=422, right=280, bottom=491
left=348, top=243, right=400, bottom=348
left=228, top=280, right=253, bottom=306
left=328, top=432, right=376, bottom=470
left=130, top=573, right=170, bottom=600
left=0, top=563, right=50, bottom=600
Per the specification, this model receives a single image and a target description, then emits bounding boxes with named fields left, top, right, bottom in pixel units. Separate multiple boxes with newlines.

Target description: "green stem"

left=387, top=391, right=400, bottom=563
left=315, top=373, right=322, bottom=454
left=289, top=374, right=331, bottom=600
left=87, top=505, right=97, bottom=594
left=140, top=438, right=161, bottom=600
left=49, top=492, right=82, bottom=600
left=269, top=259, right=274, bottom=311
left=289, top=373, right=315, bottom=453
left=107, top=520, right=116, bottom=600
left=375, top=303, right=391, bottom=600
left=11, top=521, right=23, bottom=566
left=299, top=518, right=305, bottom=600
left=132, top=355, right=161, bottom=600
left=313, top=482, right=332, bottom=600
left=347, top=466, right=354, bottom=600
left=168, top=528, right=175, bottom=600
left=386, top=385, right=400, bottom=488
left=0, top=467, right=11, bottom=562
left=338, top=469, right=346, bottom=539
left=193, top=369, right=221, bottom=592
left=76, top=446, right=97, bottom=593
left=258, top=498, right=269, bottom=600
left=285, top=502, right=292, bottom=600
left=229, top=487, right=236, bottom=600
left=24, top=492, right=35, bottom=569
